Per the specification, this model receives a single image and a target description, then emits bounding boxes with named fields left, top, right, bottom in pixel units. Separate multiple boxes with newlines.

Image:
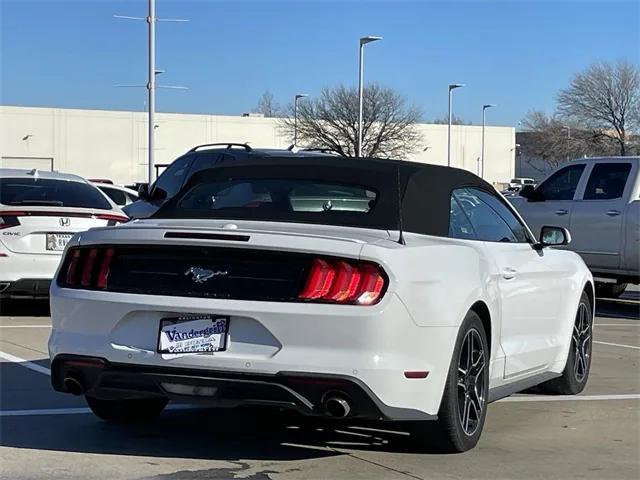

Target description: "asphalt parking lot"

left=0, top=289, right=638, bottom=480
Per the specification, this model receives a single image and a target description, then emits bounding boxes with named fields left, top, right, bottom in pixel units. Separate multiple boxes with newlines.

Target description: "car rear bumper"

left=0, top=249, right=62, bottom=282
left=51, top=354, right=436, bottom=421
left=49, top=285, right=460, bottom=417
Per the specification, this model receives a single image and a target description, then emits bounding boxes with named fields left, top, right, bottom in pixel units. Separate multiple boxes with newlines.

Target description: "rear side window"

left=453, top=188, right=521, bottom=243
left=99, top=186, right=127, bottom=206
left=152, top=155, right=194, bottom=199
left=0, top=178, right=112, bottom=210
left=583, top=163, right=631, bottom=200
left=537, top=164, right=586, bottom=201
left=449, top=195, right=476, bottom=240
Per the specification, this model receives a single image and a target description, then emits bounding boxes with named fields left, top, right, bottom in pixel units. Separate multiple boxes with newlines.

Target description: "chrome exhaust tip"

left=63, top=376, right=85, bottom=396
left=324, top=395, right=351, bottom=418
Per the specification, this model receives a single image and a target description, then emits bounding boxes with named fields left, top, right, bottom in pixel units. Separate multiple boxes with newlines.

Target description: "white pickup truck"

left=510, top=156, right=639, bottom=297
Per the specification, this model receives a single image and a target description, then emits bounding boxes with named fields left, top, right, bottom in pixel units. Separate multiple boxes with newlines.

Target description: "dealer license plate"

left=46, top=233, right=73, bottom=251
left=158, top=315, right=229, bottom=353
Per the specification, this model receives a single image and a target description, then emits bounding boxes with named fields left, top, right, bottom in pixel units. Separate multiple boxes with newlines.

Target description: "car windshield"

left=0, top=178, right=113, bottom=210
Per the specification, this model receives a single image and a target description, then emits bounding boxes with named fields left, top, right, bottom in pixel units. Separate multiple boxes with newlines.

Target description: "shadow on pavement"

left=0, top=358, right=431, bottom=461
left=0, top=299, right=50, bottom=317
left=0, top=402, right=430, bottom=460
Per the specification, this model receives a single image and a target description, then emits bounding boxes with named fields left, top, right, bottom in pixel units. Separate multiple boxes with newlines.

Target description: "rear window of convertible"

left=0, top=178, right=112, bottom=210
left=175, top=179, right=377, bottom=215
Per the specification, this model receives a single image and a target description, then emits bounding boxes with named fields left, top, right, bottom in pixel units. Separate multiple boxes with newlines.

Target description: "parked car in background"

left=502, top=178, right=537, bottom=197
left=91, top=182, right=139, bottom=207
left=509, top=177, right=536, bottom=189
left=123, top=143, right=341, bottom=219
left=510, top=157, right=639, bottom=297
left=0, top=169, right=128, bottom=299
left=49, top=156, right=593, bottom=453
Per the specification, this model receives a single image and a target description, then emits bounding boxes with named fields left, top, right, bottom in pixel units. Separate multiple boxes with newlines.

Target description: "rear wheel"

left=595, top=282, right=627, bottom=299
left=411, top=311, right=489, bottom=453
left=539, top=291, right=592, bottom=395
left=85, top=395, right=168, bottom=423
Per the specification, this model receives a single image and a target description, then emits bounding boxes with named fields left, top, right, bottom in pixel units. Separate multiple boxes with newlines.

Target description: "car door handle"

left=502, top=268, right=517, bottom=280
left=554, top=209, right=568, bottom=216
left=606, top=210, right=621, bottom=216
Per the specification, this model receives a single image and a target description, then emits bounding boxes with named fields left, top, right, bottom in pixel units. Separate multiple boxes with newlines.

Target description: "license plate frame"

left=157, top=315, right=229, bottom=354
left=46, top=233, right=74, bottom=251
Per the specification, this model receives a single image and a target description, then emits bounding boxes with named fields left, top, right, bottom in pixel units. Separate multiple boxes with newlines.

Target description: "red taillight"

left=95, top=213, right=129, bottom=224
left=65, top=249, right=82, bottom=285
left=299, top=259, right=336, bottom=300
left=298, top=258, right=386, bottom=305
left=81, top=249, right=98, bottom=286
left=63, top=246, right=116, bottom=290
left=96, top=248, right=114, bottom=289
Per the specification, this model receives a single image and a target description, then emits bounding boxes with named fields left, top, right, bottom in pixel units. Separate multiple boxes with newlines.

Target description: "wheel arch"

left=469, top=300, right=492, bottom=352
left=583, top=280, right=595, bottom=314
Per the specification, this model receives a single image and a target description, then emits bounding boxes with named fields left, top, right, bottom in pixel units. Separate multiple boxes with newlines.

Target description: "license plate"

left=46, top=233, right=73, bottom=251
left=158, top=315, right=229, bottom=353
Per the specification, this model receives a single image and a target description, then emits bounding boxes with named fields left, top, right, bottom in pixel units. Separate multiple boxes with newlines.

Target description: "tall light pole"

left=447, top=83, right=465, bottom=167
left=294, top=93, right=308, bottom=146
left=357, top=36, right=382, bottom=157
left=481, top=103, right=496, bottom=179
left=114, top=0, right=187, bottom=184
left=147, top=0, right=156, bottom=184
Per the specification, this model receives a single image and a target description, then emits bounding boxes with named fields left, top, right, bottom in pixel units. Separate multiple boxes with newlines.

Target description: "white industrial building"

left=0, top=106, right=516, bottom=185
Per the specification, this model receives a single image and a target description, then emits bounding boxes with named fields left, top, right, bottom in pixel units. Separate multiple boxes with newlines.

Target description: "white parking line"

left=594, top=340, right=640, bottom=350
left=0, top=407, right=90, bottom=417
left=595, top=323, right=640, bottom=327
left=0, top=394, right=638, bottom=417
left=0, top=325, right=51, bottom=328
left=0, top=350, right=51, bottom=375
left=500, top=393, right=640, bottom=403
left=0, top=404, right=199, bottom=417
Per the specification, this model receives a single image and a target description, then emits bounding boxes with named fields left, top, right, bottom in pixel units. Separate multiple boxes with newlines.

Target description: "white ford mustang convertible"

left=48, top=155, right=594, bottom=452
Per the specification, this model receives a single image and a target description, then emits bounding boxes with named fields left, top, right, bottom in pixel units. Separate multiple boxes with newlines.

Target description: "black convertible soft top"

left=155, top=155, right=494, bottom=238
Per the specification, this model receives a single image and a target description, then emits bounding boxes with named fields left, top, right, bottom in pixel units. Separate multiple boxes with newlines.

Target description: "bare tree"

left=254, top=91, right=280, bottom=118
left=432, top=114, right=471, bottom=125
left=557, top=61, right=640, bottom=155
left=279, top=84, right=423, bottom=158
left=520, top=110, right=621, bottom=170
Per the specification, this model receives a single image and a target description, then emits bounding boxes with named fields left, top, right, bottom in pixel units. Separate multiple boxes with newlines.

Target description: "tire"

left=539, top=291, right=593, bottom=395
left=595, top=282, right=627, bottom=299
left=85, top=395, right=168, bottom=423
left=411, top=311, right=489, bottom=453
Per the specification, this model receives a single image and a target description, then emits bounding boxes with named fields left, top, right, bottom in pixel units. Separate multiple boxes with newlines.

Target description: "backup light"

left=299, top=258, right=386, bottom=305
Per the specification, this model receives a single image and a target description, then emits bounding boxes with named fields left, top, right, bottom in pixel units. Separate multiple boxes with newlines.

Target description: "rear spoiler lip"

left=0, top=210, right=128, bottom=222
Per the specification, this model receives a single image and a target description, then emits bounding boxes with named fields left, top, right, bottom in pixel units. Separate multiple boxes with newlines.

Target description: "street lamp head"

left=360, top=36, right=382, bottom=45
left=483, top=103, right=496, bottom=110
left=295, top=93, right=309, bottom=100
left=448, top=83, right=465, bottom=91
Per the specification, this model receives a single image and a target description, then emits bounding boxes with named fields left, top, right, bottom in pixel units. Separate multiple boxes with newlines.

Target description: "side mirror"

left=518, top=185, right=544, bottom=202
left=137, top=183, right=150, bottom=200
left=535, top=226, right=571, bottom=250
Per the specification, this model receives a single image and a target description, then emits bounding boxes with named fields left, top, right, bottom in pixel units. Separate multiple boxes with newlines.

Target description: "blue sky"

left=1, top=0, right=638, bottom=126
